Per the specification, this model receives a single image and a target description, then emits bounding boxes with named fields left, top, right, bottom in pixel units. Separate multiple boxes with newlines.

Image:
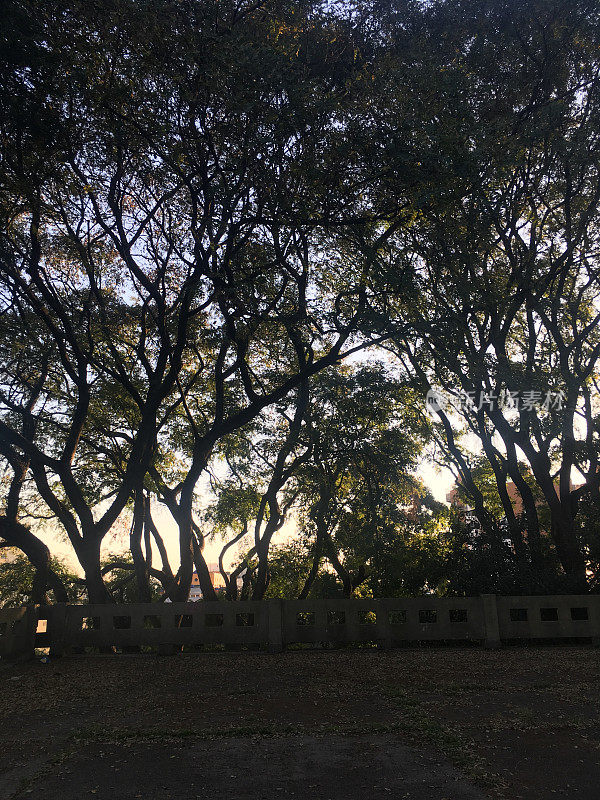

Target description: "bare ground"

left=2, top=645, right=599, bottom=799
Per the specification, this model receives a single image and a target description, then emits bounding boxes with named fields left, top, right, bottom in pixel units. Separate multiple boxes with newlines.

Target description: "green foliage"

left=575, top=495, right=600, bottom=589
left=332, top=483, right=452, bottom=597
left=101, top=553, right=163, bottom=603
left=0, top=553, right=82, bottom=607
left=205, top=484, right=262, bottom=538
left=439, top=512, right=572, bottom=596
left=264, top=541, right=314, bottom=599
left=2, top=0, right=600, bottom=599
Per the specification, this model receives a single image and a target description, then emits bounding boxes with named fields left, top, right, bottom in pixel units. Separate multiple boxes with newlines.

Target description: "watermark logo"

left=425, top=388, right=566, bottom=414
left=425, top=388, right=448, bottom=413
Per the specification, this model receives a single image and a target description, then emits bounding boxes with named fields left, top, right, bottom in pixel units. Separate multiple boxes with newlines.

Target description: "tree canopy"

left=2, top=0, right=600, bottom=603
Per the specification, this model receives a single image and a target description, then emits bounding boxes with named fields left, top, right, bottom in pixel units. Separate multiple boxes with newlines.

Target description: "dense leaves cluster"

left=2, top=0, right=600, bottom=603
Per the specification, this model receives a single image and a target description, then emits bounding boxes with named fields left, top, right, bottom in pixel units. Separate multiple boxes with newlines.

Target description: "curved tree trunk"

left=130, top=486, right=152, bottom=602
left=298, top=543, right=322, bottom=600
left=0, top=517, right=68, bottom=603
left=78, top=536, right=110, bottom=603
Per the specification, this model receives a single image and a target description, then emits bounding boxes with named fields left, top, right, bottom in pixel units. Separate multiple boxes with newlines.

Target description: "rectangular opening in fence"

left=296, top=611, right=315, bottom=626
left=113, top=615, right=131, bottom=629
left=389, top=610, right=407, bottom=625
left=510, top=608, right=528, bottom=622
left=0, top=622, right=6, bottom=636
left=205, top=613, right=224, bottom=627
left=540, top=607, right=559, bottom=621
left=419, top=610, right=437, bottom=624
left=175, top=614, right=193, bottom=628
left=571, top=607, right=589, bottom=621
left=327, top=610, right=345, bottom=625
left=358, top=610, right=377, bottom=625
left=143, top=615, right=161, bottom=628
left=236, top=613, right=255, bottom=627
left=449, top=609, right=468, bottom=623
left=82, top=617, right=101, bottom=631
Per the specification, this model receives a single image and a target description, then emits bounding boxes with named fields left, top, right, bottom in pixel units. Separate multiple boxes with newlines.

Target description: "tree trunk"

left=298, top=544, right=322, bottom=600
left=508, top=469, right=544, bottom=572
left=495, top=429, right=544, bottom=572
left=252, top=521, right=279, bottom=600
left=78, top=537, right=110, bottom=603
left=0, top=517, right=68, bottom=603
left=551, top=512, right=588, bottom=591
left=192, top=528, right=217, bottom=601
left=130, top=487, right=152, bottom=602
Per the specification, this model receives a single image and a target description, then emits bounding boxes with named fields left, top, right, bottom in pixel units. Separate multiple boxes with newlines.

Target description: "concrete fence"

left=0, top=606, right=38, bottom=661
left=2, top=594, right=600, bottom=660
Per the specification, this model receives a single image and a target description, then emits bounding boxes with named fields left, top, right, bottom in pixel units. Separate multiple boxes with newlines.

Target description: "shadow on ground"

left=2, top=646, right=599, bottom=799
left=21, top=736, right=485, bottom=800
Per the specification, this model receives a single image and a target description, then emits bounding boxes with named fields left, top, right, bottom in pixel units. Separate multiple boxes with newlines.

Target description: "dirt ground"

left=2, top=645, right=599, bottom=799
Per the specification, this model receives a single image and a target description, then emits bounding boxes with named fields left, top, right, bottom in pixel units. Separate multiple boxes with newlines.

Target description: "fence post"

left=48, top=604, right=68, bottom=657
left=7, top=606, right=38, bottom=662
left=267, top=599, right=284, bottom=653
left=481, top=594, right=501, bottom=648
left=377, top=601, right=392, bottom=650
left=588, top=596, right=600, bottom=647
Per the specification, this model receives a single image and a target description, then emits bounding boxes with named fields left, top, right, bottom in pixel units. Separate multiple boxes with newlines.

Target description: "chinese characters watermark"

left=426, top=387, right=566, bottom=414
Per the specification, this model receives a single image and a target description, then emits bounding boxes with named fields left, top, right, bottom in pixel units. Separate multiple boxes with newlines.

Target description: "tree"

left=264, top=540, right=315, bottom=599
left=358, top=0, right=600, bottom=590
left=4, top=0, right=599, bottom=602
left=0, top=336, right=69, bottom=602
left=0, top=0, right=376, bottom=601
left=0, top=552, right=81, bottom=607
left=288, top=364, right=431, bottom=597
